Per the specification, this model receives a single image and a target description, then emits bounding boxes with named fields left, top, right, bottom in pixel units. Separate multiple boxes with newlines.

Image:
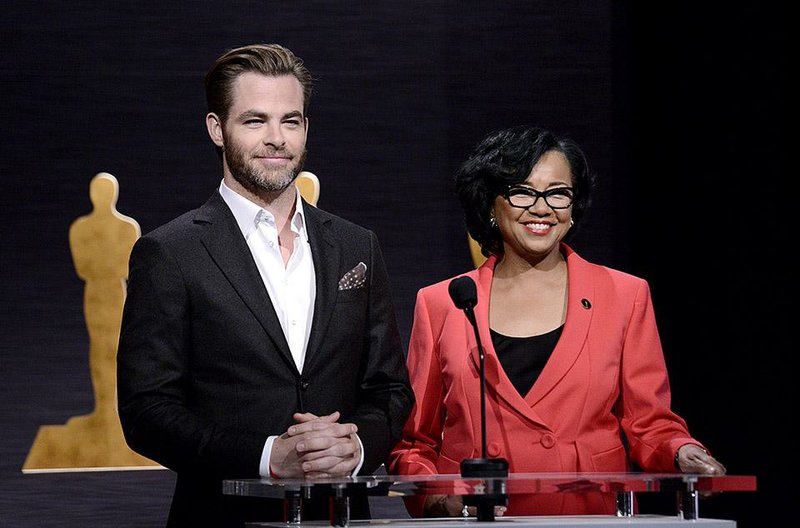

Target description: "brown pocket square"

left=338, top=262, right=367, bottom=290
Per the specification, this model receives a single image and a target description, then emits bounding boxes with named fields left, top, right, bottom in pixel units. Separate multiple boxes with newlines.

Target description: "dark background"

left=0, top=2, right=788, bottom=526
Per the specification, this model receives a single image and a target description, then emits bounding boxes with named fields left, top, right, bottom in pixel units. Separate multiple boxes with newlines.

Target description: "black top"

left=491, top=325, right=564, bottom=397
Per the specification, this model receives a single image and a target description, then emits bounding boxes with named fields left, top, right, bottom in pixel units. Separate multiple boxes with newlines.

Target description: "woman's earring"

left=490, top=215, right=497, bottom=228
left=570, top=218, right=575, bottom=227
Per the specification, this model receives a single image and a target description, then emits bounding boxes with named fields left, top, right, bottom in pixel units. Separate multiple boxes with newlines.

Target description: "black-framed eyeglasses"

left=504, top=185, right=574, bottom=210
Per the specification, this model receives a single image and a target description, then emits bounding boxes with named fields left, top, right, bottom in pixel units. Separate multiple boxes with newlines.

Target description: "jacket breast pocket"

left=336, top=288, right=367, bottom=304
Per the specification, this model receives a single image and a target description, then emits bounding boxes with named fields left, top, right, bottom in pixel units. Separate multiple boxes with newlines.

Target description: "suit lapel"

left=470, top=248, right=593, bottom=428
left=525, top=245, right=593, bottom=407
left=194, top=192, right=295, bottom=371
left=469, top=260, right=549, bottom=427
left=302, top=203, right=341, bottom=372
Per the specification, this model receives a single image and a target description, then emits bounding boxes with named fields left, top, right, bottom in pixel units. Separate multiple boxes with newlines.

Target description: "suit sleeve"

left=117, top=235, right=265, bottom=478
left=388, top=288, right=446, bottom=516
left=350, top=231, right=415, bottom=474
left=617, top=279, right=704, bottom=472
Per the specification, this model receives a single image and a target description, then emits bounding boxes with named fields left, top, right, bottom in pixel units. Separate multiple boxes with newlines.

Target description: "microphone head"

left=449, top=276, right=478, bottom=310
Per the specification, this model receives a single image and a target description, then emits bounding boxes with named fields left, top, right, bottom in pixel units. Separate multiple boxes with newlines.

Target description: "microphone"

left=448, top=275, right=478, bottom=323
left=448, top=276, right=508, bottom=521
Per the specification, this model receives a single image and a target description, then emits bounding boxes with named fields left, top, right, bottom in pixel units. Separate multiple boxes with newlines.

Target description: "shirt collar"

left=218, top=179, right=308, bottom=242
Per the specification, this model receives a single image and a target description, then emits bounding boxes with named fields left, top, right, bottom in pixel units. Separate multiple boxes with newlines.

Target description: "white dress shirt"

left=219, top=180, right=362, bottom=478
left=220, top=180, right=315, bottom=371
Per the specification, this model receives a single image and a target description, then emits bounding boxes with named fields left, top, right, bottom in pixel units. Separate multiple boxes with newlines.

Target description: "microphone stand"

left=459, top=304, right=508, bottom=521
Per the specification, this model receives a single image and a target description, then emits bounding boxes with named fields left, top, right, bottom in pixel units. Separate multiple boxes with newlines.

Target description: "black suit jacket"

left=117, top=191, right=414, bottom=527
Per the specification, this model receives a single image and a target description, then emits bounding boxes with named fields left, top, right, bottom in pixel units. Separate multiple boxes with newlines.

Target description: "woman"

left=388, top=126, right=725, bottom=517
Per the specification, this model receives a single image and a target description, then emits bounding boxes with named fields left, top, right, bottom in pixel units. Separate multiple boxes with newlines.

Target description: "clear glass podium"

left=222, top=472, right=756, bottom=527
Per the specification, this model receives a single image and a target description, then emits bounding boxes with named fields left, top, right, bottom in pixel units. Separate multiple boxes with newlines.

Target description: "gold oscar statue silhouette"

left=469, top=236, right=487, bottom=268
left=296, top=170, right=320, bottom=206
left=22, top=171, right=321, bottom=472
left=23, top=172, right=161, bottom=472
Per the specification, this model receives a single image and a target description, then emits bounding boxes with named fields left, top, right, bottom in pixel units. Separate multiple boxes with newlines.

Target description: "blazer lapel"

left=194, top=192, right=295, bottom=370
left=525, top=245, right=593, bottom=407
left=301, top=203, right=341, bottom=372
left=469, top=247, right=593, bottom=428
left=469, top=258, right=550, bottom=428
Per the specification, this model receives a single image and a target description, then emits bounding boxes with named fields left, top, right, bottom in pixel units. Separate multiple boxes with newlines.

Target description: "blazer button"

left=487, top=441, right=501, bottom=457
left=540, top=433, right=556, bottom=449
left=299, top=380, right=310, bottom=391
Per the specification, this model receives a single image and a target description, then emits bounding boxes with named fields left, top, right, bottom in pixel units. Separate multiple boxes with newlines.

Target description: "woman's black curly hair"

left=455, top=125, right=594, bottom=257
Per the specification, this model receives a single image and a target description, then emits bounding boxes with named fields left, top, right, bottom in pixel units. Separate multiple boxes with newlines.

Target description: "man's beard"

left=224, top=139, right=307, bottom=196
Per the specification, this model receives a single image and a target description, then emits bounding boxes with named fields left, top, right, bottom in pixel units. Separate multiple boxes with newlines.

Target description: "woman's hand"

left=423, top=495, right=507, bottom=518
left=423, top=494, right=463, bottom=517
left=676, top=444, right=726, bottom=475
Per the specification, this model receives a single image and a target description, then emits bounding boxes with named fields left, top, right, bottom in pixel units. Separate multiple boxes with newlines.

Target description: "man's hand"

left=270, top=412, right=361, bottom=479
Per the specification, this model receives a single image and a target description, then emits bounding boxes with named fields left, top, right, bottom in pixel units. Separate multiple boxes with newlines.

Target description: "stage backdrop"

left=0, top=2, right=787, bottom=527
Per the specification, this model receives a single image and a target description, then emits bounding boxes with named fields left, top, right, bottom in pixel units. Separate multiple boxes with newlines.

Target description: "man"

left=117, top=43, right=414, bottom=527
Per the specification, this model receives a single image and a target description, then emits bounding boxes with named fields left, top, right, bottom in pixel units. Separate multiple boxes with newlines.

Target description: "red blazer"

left=389, top=245, right=702, bottom=516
